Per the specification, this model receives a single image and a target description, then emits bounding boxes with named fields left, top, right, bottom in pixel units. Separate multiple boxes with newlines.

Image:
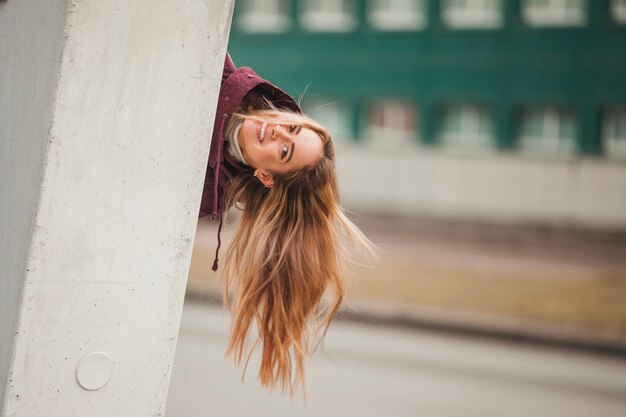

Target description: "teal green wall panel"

left=228, top=0, right=626, bottom=155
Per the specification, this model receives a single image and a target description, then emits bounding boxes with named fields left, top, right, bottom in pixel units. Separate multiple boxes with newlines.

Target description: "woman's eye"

left=289, top=125, right=297, bottom=133
left=281, top=144, right=289, bottom=159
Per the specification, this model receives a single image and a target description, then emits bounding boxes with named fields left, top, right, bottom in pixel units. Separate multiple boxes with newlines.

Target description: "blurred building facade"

left=227, top=0, right=626, bottom=231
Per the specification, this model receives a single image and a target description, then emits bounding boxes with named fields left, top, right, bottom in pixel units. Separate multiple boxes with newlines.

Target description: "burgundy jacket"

left=199, top=53, right=301, bottom=270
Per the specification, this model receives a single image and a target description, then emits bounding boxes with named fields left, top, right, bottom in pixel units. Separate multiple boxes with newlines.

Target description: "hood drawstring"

left=211, top=216, right=223, bottom=272
left=212, top=113, right=229, bottom=271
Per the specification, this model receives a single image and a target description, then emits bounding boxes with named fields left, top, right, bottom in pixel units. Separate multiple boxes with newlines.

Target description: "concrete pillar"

left=0, top=0, right=233, bottom=415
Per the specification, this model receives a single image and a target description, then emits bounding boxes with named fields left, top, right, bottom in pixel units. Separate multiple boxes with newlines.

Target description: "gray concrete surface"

left=336, top=146, right=626, bottom=231
left=1, top=0, right=233, bottom=414
left=165, top=302, right=626, bottom=417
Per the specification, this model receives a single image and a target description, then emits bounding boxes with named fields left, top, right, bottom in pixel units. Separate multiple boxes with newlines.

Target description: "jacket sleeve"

left=198, top=53, right=236, bottom=219
left=198, top=166, right=216, bottom=219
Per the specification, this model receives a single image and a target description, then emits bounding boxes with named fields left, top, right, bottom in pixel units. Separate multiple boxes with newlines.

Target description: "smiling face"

left=237, top=117, right=324, bottom=184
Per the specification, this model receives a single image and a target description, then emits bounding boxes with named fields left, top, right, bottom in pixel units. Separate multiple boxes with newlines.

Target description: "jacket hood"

left=209, top=55, right=302, bottom=169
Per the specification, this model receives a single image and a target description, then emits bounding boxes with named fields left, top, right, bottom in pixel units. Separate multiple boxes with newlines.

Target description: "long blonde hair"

left=222, top=105, right=374, bottom=395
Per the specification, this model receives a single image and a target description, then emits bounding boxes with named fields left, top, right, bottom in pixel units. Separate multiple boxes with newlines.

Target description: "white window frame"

left=522, top=0, right=587, bottom=27
left=441, top=0, right=504, bottom=29
left=368, top=0, right=428, bottom=31
left=366, top=100, right=419, bottom=148
left=237, top=0, right=292, bottom=33
left=300, top=0, right=357, bottom=32
left=517, top=106, right=578, bottom=155
left=611, top=0, right=626, bottom=23
left=603, top=107, right=626, bottom=160
left=438, top=104, right=495, bottom=149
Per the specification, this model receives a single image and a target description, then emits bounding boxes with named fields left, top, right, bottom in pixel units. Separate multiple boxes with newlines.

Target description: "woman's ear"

left=253, top=170, right=275, bottom=188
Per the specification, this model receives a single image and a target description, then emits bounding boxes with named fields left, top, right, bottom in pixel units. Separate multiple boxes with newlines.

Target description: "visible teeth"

left=260, top=122, right=267, bottom=142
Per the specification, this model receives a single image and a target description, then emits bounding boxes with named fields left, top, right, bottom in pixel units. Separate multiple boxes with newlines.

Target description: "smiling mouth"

left=259, top=122, right=268, bottom=143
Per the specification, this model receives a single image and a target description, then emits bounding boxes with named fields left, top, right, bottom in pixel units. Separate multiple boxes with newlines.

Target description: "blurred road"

left=189, top=218, right=626, bottom=348
left=165, top=302, right=626, bottom=417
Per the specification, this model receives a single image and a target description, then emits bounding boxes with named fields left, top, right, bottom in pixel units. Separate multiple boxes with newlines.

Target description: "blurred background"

left=167, top=1, right=626, bottom=416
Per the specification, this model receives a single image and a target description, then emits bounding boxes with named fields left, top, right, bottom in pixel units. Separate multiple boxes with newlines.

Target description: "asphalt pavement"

left=165, top=302, right=626, bottom=417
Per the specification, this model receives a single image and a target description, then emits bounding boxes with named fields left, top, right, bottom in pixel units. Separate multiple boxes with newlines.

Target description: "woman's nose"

left=271, top=124, right=289, bottom=141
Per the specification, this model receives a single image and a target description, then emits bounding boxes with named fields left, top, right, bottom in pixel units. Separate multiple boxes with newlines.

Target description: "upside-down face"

left=238, top=117, right=323, bottom=185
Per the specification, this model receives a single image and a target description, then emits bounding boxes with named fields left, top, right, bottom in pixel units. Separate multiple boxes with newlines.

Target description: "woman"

left=199, top=53, right=373, bottom=394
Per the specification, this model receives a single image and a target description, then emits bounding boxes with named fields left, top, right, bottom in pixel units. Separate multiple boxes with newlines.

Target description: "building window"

left=366, top=100, right=419, bottom=147
left=441, top=0, right=504, bottom=29
left=516, top=106, right=578, bottom=155
left=302, top=97, right=352, bottom=143
left=522, top=0, right=587, bottom=27
left=603, top=107, right=626, bottom=160
left=612, top=0, right=626, bottom=23
left=237, top=0, right=291, bottom=33
left=437, top=104, right=495, bottom=149
left=300, top=0, right=357, bottom=32
left=367, top=0, right=428, bottom=30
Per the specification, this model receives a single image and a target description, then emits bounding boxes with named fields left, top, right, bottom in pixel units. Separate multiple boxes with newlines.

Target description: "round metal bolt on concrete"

left=76, top=352, right=114, bottom=391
